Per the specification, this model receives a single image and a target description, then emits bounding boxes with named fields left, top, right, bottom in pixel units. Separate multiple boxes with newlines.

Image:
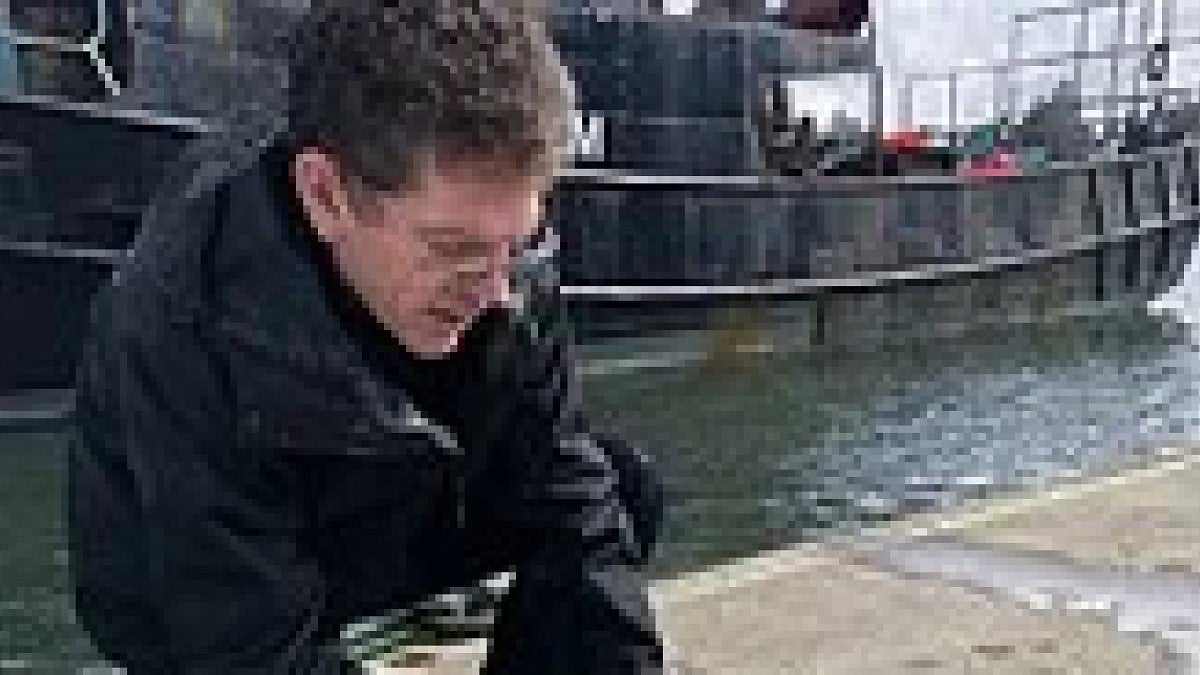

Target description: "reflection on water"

left=583, top=304, right=1200, bottom=578
left=0, top=433, right=104, bottom=669
left=6, top=300, right=1200, bottom=665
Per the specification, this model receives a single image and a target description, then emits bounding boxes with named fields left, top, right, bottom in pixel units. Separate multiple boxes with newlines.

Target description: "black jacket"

left=67, top=126, right=665, bottom=673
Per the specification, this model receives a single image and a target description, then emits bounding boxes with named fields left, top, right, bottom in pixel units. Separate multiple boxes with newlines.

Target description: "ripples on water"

left=582, top=302, right=1200, bottom=577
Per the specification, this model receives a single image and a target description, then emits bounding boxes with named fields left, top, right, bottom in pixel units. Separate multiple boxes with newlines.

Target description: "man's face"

left=293, top=150, right=546, bottom=358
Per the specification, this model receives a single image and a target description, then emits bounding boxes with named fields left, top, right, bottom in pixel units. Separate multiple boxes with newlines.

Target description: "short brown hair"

left=286, top=0, right=574, bottom=195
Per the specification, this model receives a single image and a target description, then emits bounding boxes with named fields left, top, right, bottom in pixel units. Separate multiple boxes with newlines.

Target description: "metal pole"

left=901, top=76, right=913, bottom=128
left=1077, top=6, right=1088, bottom=114
left=1138, top=0, right=1149, bottom=111
left=742, top=21, right=759, bottom=175
left=949, top=72, right=958, bottom=135
left=1008, top=12, right=1021, bottom=123
left=1111, top=0, right=1125, bottom=127
left=1164, top=0, right=1172, bottom=43
left=872, top=32, right=885, bottom=178
left=866, top=6, right=884, bottom=172
left=871, top=12, right=883, bottom=133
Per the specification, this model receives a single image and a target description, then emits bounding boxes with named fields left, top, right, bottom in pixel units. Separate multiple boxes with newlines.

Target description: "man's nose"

left=452, top=253, right=509, bottom=295
left=448, top=251, right=493, bottom=282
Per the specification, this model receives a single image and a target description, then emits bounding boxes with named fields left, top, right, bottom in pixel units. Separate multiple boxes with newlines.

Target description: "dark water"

left=7, top=271, right=1200, bottom=667
left=584, top=301, right=1200, bottom=579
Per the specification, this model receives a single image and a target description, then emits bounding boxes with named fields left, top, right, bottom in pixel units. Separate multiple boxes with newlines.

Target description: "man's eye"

left=428, top=241, right=462, bottom=257
left=428, top=239, right=490, bottom=261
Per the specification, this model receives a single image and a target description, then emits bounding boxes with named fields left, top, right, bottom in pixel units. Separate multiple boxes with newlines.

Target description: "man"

left=67, top=1, right=668, bottom=672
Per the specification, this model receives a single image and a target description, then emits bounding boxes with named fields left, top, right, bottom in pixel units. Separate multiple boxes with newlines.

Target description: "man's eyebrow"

left=412, top=223, right=483, bottom=248
left=412, top=221, right=470, bottom=237
left=414, top=221, right=546, bottom=246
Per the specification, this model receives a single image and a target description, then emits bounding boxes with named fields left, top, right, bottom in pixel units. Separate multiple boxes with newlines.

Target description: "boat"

left=0, top=0, right=1195, bottom=414
left=544, top=0, right=1200, bottom=357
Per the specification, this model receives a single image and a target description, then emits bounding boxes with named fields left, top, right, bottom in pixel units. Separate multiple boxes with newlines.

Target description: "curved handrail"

left=0, top=91, right=219, bottom=133
left=556, top=135, right=1200, bottom=196
left=558, top=207, right=1199, bottom=300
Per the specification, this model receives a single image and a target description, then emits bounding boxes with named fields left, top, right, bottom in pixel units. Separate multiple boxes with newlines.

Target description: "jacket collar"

left=210, top=137, right=453, bottom=437
left=209, top=133, right=556, bottom=442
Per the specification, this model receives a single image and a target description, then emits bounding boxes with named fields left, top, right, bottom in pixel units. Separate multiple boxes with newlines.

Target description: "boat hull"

left=564, top=212, right=1200, bottom=359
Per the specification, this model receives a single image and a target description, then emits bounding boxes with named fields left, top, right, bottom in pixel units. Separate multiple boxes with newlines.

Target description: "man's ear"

left=291, top=148, right=357, bottom=243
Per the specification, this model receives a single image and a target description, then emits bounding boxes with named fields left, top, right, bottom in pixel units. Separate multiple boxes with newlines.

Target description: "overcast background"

left=872, top=0, right=1200, bottom=129
left=666, top=0, right=1200, bottom=130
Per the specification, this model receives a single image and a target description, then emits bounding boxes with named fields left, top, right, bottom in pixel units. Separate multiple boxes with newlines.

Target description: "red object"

left=787, top=0, right=870, bottom=33
left=956, top=150, right=1021, bottom=178
left=880, top=128, right=929, bottom=155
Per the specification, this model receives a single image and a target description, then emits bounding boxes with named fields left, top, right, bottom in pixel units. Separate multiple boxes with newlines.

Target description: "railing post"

left=949, top=72, right=958, bottom=135
left=1124, top=158, right=1138, bottom=229
left=1076, top=7, right=1087, bottom=104
left=900, top=74, right=913, bottom=128
left=1088, top=163, right=1108, bottom=301
left=1155, top=153, right=1169, bottom=217
left=1186, top=143, right=1199, bottom=211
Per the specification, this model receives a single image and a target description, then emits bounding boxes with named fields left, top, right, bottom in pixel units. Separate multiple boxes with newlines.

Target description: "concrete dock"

left=879, top=445, right=1200, bottom=576
left=376, top=446, right=1200, bottom=673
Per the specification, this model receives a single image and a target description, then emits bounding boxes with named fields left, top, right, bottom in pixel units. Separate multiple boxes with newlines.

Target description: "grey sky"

left=788, top=0, right=1197, bottom=130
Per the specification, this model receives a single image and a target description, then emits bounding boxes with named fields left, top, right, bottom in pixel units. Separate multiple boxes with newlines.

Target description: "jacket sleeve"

left=480, top=256, right=668, bottom=674
left=68, top=301, right=361, bottom=674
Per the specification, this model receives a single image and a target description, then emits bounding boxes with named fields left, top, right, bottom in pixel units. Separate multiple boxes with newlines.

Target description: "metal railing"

left=1, top=0, right=122, bottom=96
left=899, top=0, right=1181, bottom=134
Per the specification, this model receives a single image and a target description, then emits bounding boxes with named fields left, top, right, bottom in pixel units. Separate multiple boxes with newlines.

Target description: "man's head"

left=285, top=0, right=573, bottom=358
